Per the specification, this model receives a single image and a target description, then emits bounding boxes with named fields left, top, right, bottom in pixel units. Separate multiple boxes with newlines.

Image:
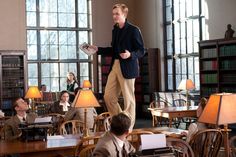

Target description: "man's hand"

left=88, top=45, right=98, bottom=52
left=120, top=50, right=131, bottom=59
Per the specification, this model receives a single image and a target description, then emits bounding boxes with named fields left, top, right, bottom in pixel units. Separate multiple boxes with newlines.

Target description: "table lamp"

left=177, top=79, right=195, bottom=108
left=73, top=80, right=100, bottom=137
left=198, top=93, right=236, bottom=157
left=25, top=86, right=42, bottom=112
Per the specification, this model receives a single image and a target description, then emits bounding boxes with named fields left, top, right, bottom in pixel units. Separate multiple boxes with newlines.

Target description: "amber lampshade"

left=24, top=86, right=42, bottom=112
left=25, top=86, right=42, bottom=99
left=198, top=93, right=236, bottom=125
left=82, top=80, right=92, bottom=88
left=74, top=80, right=100, bottom=137
left=177, top=79, right=195, bottom=91
left=177, top=79, right=195, bottom=107
left=74, top=89, right=100, bottom=108
left=198, top=93, right=236, bottom=157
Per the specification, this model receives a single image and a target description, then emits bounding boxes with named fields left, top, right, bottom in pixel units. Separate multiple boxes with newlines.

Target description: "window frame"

left=163, top=0, right=203, bottom=91
left=26, top=0, right=93, bottom=91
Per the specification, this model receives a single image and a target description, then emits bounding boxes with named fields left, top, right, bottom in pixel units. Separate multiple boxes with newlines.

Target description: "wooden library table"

left=0, top=132, right=103, bottom=157
left=148, top=106, right=198, bottom=127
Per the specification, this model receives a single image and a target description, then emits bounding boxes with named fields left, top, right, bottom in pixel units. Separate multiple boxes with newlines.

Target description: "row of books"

left=220, top=60, right=236, bottom=69
left=219, top=45, right=236, bottom=56
left=41, top=92, right=60, bottom=101
left=221, top=87, right=236, bottom=93
left=2, top=88, right=24, bottom=98
left=101, top=57, right=112, bottom=65
left=201, top=48, right=217, bottom=58
left=2, top=79, right=24, bottom=88
left=221, top=74, right=236, bottom=83
left=101, top=66, right=110, bottom=74
left=2, top=100, right=12, bottom=109
left=202, top=61, right=217, bottom=70
left=2, top=56, right=22, bottom=67
left=201, top=74, right=217, bottom=83
left=201, top=87, right=218, bottom=97
left=2, top=69, right=24, bottom=77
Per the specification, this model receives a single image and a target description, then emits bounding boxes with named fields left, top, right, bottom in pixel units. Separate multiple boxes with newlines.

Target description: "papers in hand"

left=34, top=117, right=52, bottom=123
left=79, top=42, right=96, bottom=56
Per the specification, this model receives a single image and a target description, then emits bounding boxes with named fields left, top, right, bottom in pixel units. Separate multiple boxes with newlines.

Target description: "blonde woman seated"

left=181, top=98, right=208, bottom=143
left=64, top=88, right=97, bottom=130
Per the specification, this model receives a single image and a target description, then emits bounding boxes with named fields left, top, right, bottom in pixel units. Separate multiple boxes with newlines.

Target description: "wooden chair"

left=230, top=135, right=236, bottom=157
left=189, top=129, right=223, bottom=157
left=78, top=144, right=96, bottom=157
left=45, top=113, right=64, bottom=135
left=166, top=137, right=194, bottom=157
left=149, top=100, right=168, bottom=127
left=74, top=134, right=101, bottom=157
left=104, top=116, right=112, bottom=131
left=93, top=112, right=111, bottom=132
left=59, top=120, right=84, bottom=135
left=127, top=130, right=154, bottom=150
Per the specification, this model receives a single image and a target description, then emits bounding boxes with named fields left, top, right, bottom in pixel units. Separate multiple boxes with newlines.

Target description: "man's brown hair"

left=113, top=3, right=128, bottom=17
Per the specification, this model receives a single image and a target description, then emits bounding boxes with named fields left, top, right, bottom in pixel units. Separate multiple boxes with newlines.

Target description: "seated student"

left=181, top=97, right=208, bottom=143
left=49, top=90, right=71, bottom=115
left=3, top=98, right=37, bottom=140
left=92, top=112, right=135, bottom=157
left=64, top=87, right=97, bottom=130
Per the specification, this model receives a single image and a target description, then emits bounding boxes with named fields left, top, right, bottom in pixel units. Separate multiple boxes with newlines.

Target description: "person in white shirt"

left=49, top=90, right=71, bottom=115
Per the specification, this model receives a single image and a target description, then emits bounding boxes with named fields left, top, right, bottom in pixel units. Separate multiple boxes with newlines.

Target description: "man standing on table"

left=89, top=3, right=145, bottom=129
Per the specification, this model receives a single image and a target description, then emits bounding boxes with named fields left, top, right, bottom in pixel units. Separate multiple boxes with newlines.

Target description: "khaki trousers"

left=104, top=60, right=136, bottom=129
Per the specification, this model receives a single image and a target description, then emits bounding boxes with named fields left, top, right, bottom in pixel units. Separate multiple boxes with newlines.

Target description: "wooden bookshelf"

left=199, top=38, right=236, bottom=98
left=0, top=51, right=26, bottom=116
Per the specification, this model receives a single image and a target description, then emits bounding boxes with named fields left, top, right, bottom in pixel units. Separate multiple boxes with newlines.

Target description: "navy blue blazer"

left=98, top=20, right=145, bottom=79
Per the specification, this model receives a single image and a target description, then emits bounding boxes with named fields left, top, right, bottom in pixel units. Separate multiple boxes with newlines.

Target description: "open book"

left=79, top=42, right=97, bottom=56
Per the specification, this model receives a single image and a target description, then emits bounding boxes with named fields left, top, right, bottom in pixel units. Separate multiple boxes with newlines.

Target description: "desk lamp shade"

left=25, top=86, right=42, bottom=99
left=177, top=79, right=195, bottom=107
left=83, top=80, right=92, bottom=88
left=177, top=79, right=195, bottom=91
left=198, top=93, right=236, bottom=157
left=74, top=89, right=100, bottom=108
left=74, top=80, right=100, bottom=137
left=198, top=93, right=236, bottom=125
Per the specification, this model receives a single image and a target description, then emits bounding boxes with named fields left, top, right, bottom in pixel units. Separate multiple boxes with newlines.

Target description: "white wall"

left=203, top=0, right=236, bottom=40
left=92, top=0, right=135, bottom=46
left=0, top=0, right=26, bottom=50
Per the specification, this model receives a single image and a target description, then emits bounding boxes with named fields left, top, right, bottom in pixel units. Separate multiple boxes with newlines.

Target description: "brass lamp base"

left=83, top=128, right=89, bottom=137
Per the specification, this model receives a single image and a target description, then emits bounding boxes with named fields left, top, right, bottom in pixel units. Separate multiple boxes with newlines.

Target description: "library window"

left=164, top=0, right=203, bottom=90
left=26, top=0, right=92, bottom=91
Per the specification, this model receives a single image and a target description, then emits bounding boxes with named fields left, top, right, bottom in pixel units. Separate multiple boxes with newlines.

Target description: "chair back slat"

left=189, top=129, right=223, bottom=157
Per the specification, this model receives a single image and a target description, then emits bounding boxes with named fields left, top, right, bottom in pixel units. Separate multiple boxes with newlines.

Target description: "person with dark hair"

left=49, top=90, right=71, bottom=115
left=92, top=112, right=135, bottom=157
left=66, top=72, right=79, bottom=102
left=40, top=84, right=47, bottom=92
left=64, top=87, right=97, bottom=130
left=88, top=3, right=145, bottom=130
left=3, top=98, right=37, bottom=140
